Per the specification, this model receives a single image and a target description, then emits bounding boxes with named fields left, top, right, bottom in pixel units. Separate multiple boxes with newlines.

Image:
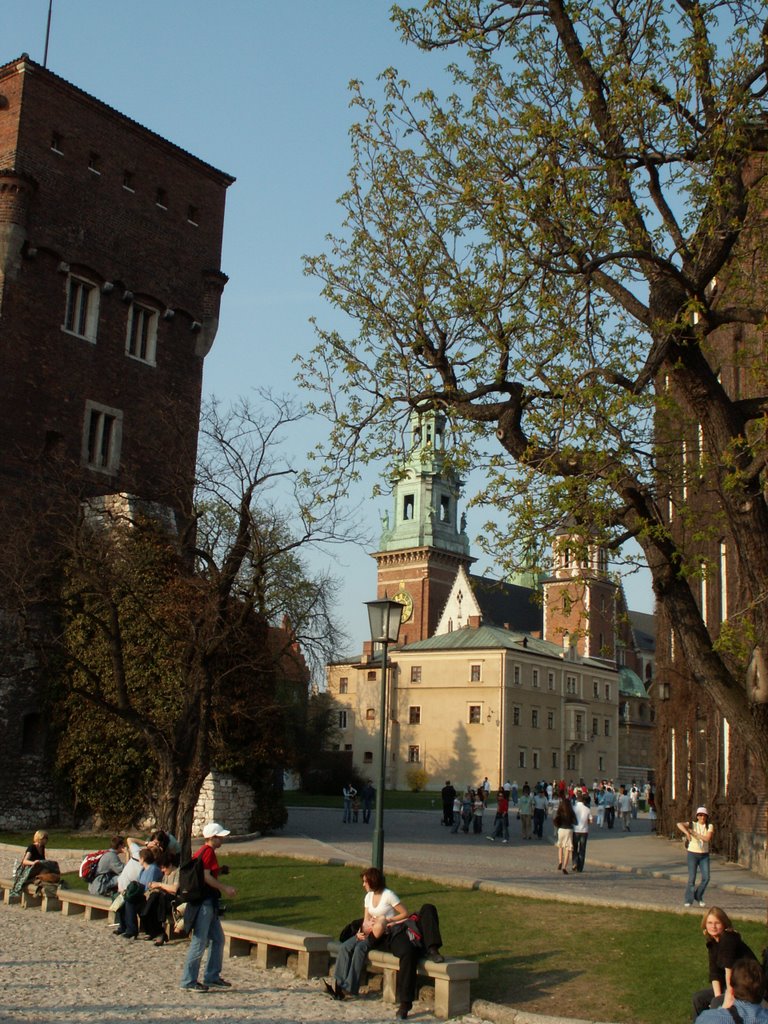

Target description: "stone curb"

left=471, top=1000, right=619, bottom=1024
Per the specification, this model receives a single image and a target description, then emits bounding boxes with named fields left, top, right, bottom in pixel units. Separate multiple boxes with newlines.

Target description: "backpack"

left=79, top=850, right=108, bottom=882
left=177, top=852, right=206, bottom=904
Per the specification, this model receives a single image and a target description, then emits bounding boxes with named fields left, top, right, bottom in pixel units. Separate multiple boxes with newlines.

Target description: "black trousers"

left=385, top=903, right=442, bottom=1005
left=572, top=832, right=588, bottom=872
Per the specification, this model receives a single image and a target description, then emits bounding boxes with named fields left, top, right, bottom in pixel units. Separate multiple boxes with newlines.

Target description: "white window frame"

left=468, top=704, right=482, bottom=725
left=407, top=745, right=420, bottom=763
left=82, top=401, right=122, bottom=475
left=63, top=274, right=99, bottom=342
left=532, top=668, right=539, bottom=688
left=410, top=665, right=422, bottom=683
left=338, top=710, right=348, bottom=729
left=126, top=301, right=159, bottom=365
left=470, top=663, right=481, bottom=682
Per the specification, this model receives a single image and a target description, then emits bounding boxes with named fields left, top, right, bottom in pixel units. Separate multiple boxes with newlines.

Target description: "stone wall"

left=192, top=771, right=255, bottom=837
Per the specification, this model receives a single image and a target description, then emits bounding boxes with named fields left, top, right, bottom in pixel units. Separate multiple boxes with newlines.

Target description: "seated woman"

left=88, top=836, right=126, bottom=896
left=117, top=846, right=162, bottom=939
left=692, top=907, right=760, bottom=1019
left=327, top=867, right=444, bottom=1020
left=21, top=830, right=48, bottom=869
left=142, top=853, right=180, bottom=945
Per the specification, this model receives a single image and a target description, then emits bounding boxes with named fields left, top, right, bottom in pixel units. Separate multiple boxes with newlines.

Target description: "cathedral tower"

left=373, top=410, right=472, bottom=644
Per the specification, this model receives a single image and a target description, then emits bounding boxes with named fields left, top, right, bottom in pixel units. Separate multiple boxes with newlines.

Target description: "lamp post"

left=366, top=598, right=403, bottom=871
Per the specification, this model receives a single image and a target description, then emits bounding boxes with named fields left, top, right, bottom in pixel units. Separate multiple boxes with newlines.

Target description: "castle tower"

left=373, top=410, right=472, bottom=644
left=541, top=522, right=618, bottom=661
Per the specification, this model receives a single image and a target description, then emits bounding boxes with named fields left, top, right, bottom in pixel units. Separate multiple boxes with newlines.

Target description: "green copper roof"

left=618, top=665, right=648, bottom=698
left=400, top=624, right=615, bottom=671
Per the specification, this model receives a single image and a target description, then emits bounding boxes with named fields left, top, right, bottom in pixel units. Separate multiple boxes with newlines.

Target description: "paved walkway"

left=235, top=807, right=768, bottom=923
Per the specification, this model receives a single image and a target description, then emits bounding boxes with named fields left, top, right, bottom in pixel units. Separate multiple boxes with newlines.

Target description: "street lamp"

left=366, top=598, right=403, bottom=871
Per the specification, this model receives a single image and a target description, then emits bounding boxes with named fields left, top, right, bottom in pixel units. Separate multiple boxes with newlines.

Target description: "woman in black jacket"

left=691, top=906, right=759, bottom=1018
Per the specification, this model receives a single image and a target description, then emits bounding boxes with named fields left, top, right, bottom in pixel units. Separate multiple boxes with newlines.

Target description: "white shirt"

left=365, top=888, right=401, bottom=921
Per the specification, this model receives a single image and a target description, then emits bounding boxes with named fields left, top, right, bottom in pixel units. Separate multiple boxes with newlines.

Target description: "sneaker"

left=502, top=839, right=509, bottom=844
left=207, top=978, right=232, bottom=988
left=485, top=835, right=494, bottom=842
left=684, top=903, right=692, bottom=907
left=699, top=901, right=706, bottom=907
left=181, top=982, right=209, bottom=992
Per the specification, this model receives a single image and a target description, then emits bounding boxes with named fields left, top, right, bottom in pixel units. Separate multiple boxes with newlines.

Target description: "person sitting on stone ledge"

left=88, top=835, right=126, bottom=897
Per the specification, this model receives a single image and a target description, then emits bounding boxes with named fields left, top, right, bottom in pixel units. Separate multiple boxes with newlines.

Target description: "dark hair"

left=150, top=829, right=170, bottom=850
left=555, top=798, right=576, bottom=827
left=361, top=867, right=385, bottom=892
left=140, top=847, right=155, bottom=865
left=731, top=959, right=766, bottom=1003
left=111, top=835, right=125, bottom=850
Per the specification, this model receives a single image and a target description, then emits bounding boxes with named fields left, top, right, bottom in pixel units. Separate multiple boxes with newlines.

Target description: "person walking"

left=179, top=823, right=237, bottom=992
left=518, top=784, right=533, bottom=839
left=572, top=789, right=592, bottom=872
left=532, top=786, right=548, bottom=839
left=678, top=807, right=715, bottom=907
left=553, top=796, right=576, bottom=873
left=362, top=782, right=375, bottom=824
left=487, top=788, right=510, bottom=843
left=342, top=783, right=357, bottom=823
left=441, top=781, right=456, bottom=827
left=618, top=785, right=632, bottom=831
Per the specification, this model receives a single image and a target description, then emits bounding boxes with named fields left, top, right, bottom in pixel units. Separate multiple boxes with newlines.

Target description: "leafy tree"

left=48, top=395, right=351, bottom=841
left=300, top=0, right=768, bottom=789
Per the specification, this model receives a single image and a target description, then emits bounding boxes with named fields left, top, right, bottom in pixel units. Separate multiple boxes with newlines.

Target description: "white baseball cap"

left=202, top=822, right=231, bottom=838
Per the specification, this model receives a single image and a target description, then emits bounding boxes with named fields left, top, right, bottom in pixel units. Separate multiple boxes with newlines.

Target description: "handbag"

left=110, top=892, right=125, bottom=912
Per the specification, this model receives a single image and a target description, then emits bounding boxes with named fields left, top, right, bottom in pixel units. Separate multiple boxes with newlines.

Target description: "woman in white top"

left=327, top=867, right=409, bottom=1002
left=677, top=806, right=715, bottom=907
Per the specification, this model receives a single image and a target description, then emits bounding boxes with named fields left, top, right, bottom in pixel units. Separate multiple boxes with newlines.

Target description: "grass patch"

left=59, top=853, right=764, bottom=1023
left=0, top=831, right=112, bottom=849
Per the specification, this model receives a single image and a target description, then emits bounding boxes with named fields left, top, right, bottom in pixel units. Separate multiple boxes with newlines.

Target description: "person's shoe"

left=181, top=982, right=209, bottom=992
left=334, top=983, right=346, bottom=1001
left=485, top=835, right=494, bottom=841
left=502, top=839, right=509, bottom=844
left=207, top=978, right=232, bottom=988
left=699, top=901, right=706, bottom=907
left=426, top=945, right=445, bottom=963
left=396, top=1001, right=412, bottom=1019
left=562, top=869, right=568, bottom=875
left=323, top=980, right=335, bottom=998
left=684, top=902, right=692, bottom=907
left=154, top=933, right=168, bottom=947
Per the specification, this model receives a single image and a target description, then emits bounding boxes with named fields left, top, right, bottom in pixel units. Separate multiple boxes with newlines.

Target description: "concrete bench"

left=0, top=875, right=61, bottom=911
left=329, top=941, right=479, bottom=1020
left=221, top=919, right=332, bottom=979
left=57, top=890, right=115, bottom=922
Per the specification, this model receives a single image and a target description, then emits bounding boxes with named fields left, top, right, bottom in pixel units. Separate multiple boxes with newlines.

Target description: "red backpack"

left=79, top=850, right=108, bottom=882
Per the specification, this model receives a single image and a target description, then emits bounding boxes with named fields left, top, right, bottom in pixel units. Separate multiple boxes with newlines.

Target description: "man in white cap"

left=180, top=822, right=237, bottom=992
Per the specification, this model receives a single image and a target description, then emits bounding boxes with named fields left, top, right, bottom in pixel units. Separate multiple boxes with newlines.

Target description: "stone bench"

left=0, top=875, right=61, bottom=911
left=328, top=941, right=479, bottom=1019
left=221, top=919, right=332, bottom=979
left=57, top=889, right=115, bottom=922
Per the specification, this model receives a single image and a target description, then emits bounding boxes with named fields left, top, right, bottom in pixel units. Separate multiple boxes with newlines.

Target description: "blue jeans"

left=685, top=852, right=710, bottom=904
left=334, top=934, right=370, bottom=995
left=180, top=899, right=224, bottom=987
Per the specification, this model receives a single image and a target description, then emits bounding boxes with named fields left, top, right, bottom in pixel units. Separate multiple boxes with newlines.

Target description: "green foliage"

left=300, top=0, right=768, bottom=769
left=405, top=766, right=430, bottom=792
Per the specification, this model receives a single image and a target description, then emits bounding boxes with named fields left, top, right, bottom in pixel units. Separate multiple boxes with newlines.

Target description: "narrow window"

left=547, top=710, right=554, bottom=729
left=409, top=706, right=421, bottom=725
left=83, top=402, right=122, bottom=474
left=88, top=152, right=101, bottom=175
left=532, top=669, right=539, bottom=688
left=410, top=666, right=422, bottom=683
left=156, top=187, right=168, bottom=209
left=468, top=705, right=481, bottom=724
left=513, top=706, right=520, bottom=726
left=518, top=750, right=526, bottom=768
left=51, top=132, right=63, bottom=153
left=531, top=709, right=539, bottom=728
left=187, top=204, right=199, bottom=225
left=338, top=678, right=348, bottom=694
left=126, top=302, right=158, bottom=364
left=551, top=751, right=558, bottom=769
left=123, top=170, right=135, bottom=192
left=338, top=710, right=348, bottom=729
left=532, top=751, right=540, bottom=770
left=470, top=664, right=481, bottom=682
left=408, top=745, right=420, bottom=763
left=64, top=275, right=99, bottom=341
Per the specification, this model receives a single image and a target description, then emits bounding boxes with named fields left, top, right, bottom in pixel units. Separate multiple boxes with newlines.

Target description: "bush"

left=405, top=766, right=429, bottom=792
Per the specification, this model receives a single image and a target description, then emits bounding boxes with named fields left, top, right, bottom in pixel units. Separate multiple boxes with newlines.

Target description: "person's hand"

left=223, top=885, right=236, bottom=898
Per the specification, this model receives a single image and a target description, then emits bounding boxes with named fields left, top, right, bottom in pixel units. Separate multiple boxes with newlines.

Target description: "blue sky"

left=3, top=1, right=653, bottom=654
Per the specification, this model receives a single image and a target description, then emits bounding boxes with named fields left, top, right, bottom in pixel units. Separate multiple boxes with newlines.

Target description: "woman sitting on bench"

left=326, top=866, right=444, bottom=1020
